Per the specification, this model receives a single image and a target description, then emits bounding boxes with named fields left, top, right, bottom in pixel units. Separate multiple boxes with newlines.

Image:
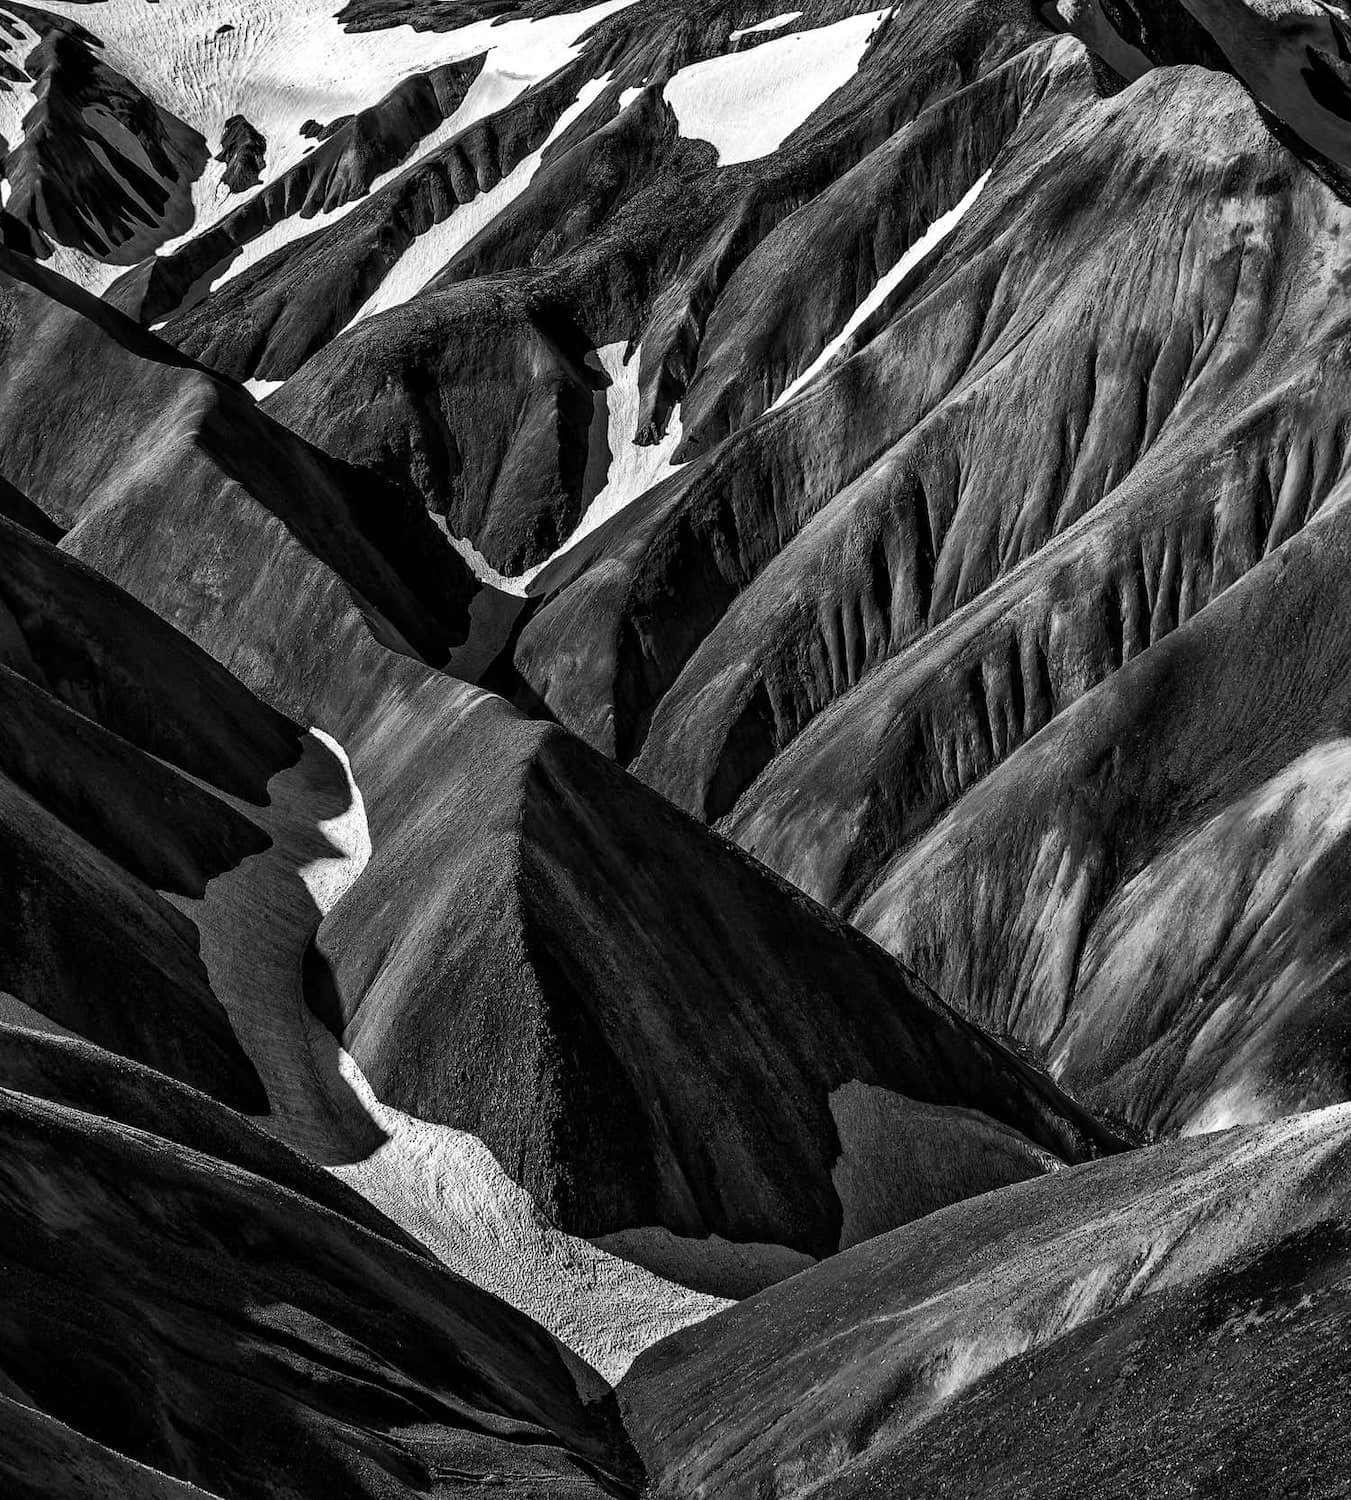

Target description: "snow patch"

left=343, top=73, right=611, bottom=327
left=551, top=340, right=684, bottom=553
left=244, top=376, right=284, bottom=399
left=663, top=7, right=889, bottom=165
left=329, top=1038, right=731, bottom=1384
left=442, top=527, right=523, bottom=594
left=773, top=168, right=991, bottom=409
left=729, top=11, right=802, bottom=41
left=297, top=726, right=370, bottom=916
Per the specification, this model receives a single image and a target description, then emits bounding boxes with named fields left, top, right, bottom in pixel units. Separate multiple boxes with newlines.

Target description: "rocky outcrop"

left=216, top=112, right=266, bottom=193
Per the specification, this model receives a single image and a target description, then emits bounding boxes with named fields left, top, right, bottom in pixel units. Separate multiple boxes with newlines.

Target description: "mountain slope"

left=0, top=1027, right=640, bottom=1500
left=623, top=1104, right=1351, bottom=1498
left=0, top=224, right=1121, bottom=1380
left=2, top=1, right=1349, bottom=1493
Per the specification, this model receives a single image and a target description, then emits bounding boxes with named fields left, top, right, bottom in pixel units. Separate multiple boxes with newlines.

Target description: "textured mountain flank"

left=623, top=1105, right=1351, bottom=1498
left=0, top=244, right=475, bottom=668
left=0, top=6, right=208, bottom=268
left=313, top=700, right=1119, bottom=1264
left=499, top=52, right=1351, bottom=1140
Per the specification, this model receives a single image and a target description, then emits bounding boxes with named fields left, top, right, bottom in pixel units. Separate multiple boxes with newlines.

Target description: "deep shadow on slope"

left=0, top=1028, right=641, bottom=1500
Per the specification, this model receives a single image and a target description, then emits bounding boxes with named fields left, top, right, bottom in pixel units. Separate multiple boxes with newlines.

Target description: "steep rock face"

left=0, top=1028, right=641, bottom=1500
left=510, top=31, right=1086, bottom=757
left=500, top=56, right=1351, bottom=1140
left=26, top=262, right=1114, bottom=1269
left=80, top=0, right=1052, bottom=575
left=274, top=281, right=610, bottom=572
left=3, top=1, right=1351, bottom=1487
left=843, top=498, right=1351, bottom=1138
left=109, top=54, right=488, bottom=326
left=623, top=1105, right=1351, bottom=1498
left=215, top=113, right=266, bottom=193
left=282, top=0, right=1048, bottom=572
left=156, top=59, right=596, bottom=384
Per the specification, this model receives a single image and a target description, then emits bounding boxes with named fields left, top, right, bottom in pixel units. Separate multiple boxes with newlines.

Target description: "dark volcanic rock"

left=622, top=1107, right=1351, bottom=1498
left=216, top=112, right=266, bottom=192
left=108, top=55, right=486, bottom=326
left=3, top=24, right=207, bottom=264
left=502, top=50, right=1351, bottom=1143
left=314, top=699, right=1121, bottom=1261
left=0, top=510, right=308, bottom=1108
left=0, top=246, right=475, bottom=669
left=0, top=1028, right=640, bottom=1500
left=3, top=6, right=1349, bottom=1489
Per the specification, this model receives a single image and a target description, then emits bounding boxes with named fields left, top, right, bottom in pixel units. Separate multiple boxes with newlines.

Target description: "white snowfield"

left=772, top=168, right=991, bottom=410
left=663, top=6, right=891, bottom=165
left=331, top=1039, right=731, bottom=1386
left=345, top=73, right=613, bottom=328
left=31, top=0, right=637, bottom=282
left=448, top=339, right=685, bottom=597
left=556, top=341, right=685, bottom=553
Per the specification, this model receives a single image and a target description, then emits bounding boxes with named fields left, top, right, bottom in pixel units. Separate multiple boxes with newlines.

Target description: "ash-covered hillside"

left=2, top=1, right=1350, bottom=1496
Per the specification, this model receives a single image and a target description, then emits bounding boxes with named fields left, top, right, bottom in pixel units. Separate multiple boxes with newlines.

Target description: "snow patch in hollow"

left=328, top=1038, right=731, bottom=1384
left=244, top=376, right=284, bottom=399
left=729, top=11, right=802, bottom=41
left=553, top=340, right=684, bottom=553
left=445, top=340, right=684, bottom=597
left=663, top=7, right=890, bottom=165
left=772, top=167, right=991, bottom=409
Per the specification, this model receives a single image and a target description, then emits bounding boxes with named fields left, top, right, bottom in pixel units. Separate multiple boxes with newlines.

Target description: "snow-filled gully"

left=772, top=167, right=992, bottom=409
